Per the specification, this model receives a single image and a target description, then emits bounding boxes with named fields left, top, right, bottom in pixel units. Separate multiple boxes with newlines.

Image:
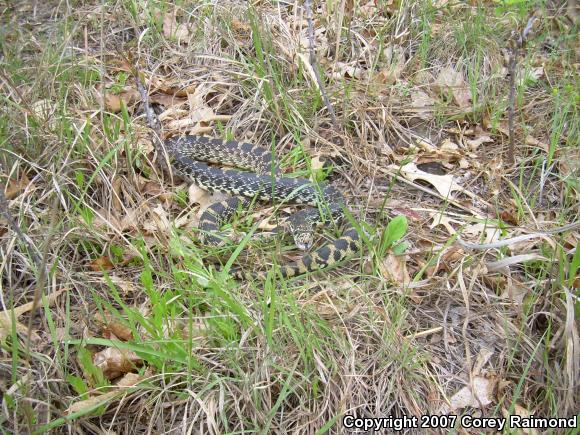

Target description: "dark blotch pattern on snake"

left=163, top=135, right=362, bottom=278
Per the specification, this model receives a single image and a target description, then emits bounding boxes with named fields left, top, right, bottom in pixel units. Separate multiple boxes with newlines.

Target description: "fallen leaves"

left=378, top=254, right=411, bottom=286
left=410, top=89, right=436, bottom=120
left=0, top=288, right=68, bottom=341
left=89, top=256, right=114, bottom=272
left=66, top=373, right=143, bottom=416
left=433, top=65, right=472, bottom=108
left=93, top=347, right=143, bottom=380
left=4, top=172, right=31, bottom=200
left=162, top=8, right=191, bottom=42
left=104, top=88, right=140, bottom=113
left=439, top=376, right=497, bottom=414
left=397, top=162, right=462, bottom=198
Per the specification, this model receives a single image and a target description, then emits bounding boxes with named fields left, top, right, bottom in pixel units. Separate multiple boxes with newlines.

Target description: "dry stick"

left=304, top=0, right=339, bottom=132
left=0, top=188, right=42, bottom=268
left=26, top=193, right=60, bottom=353
left=457, top=220, right=580, bottom=251
left=507, top=16, right=537, bottom=165
left=507, top=37, right=517, bottom=165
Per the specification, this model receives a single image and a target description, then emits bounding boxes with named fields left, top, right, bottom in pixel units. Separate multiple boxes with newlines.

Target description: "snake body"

left=163, top=135, right=361, bottom=278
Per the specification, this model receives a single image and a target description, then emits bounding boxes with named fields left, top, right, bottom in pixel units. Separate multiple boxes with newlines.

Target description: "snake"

left=163, top=135, right=362, bottom=278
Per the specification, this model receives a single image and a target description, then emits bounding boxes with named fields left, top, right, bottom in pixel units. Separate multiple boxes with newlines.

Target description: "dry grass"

left=0, top=0, right=578, bottom=433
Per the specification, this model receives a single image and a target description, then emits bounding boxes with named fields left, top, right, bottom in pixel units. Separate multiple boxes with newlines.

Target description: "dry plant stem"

left=507, top=38, right=516, bottom=165
left=304, top=0, right=339, bottom=131
left=132, top=66, right=173, bottom=183
left=134, top=72, right=161, bottom=136
left=457, top=220, right=580, bottom=250
left=0, top=188, right=42, bottom=268
left=507, top=16, right=537, bottom=165
left=26, top=193, right=60, bottom=352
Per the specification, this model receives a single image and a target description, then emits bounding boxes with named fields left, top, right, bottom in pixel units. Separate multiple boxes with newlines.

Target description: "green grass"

left=0, top=0, right=578, bottom=433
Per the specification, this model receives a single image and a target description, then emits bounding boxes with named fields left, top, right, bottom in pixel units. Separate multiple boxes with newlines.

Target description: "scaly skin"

left=163, top=135, right=362, bottom=278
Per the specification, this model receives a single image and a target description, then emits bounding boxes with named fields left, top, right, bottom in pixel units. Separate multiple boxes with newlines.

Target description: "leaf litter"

left=1, top=1, right=578, bottom=433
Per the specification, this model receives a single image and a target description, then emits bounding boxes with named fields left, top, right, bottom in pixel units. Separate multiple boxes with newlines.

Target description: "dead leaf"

left=94, top=313, right=134, bottom=341
left=108, top=275, right=137, bottom=295
left=66, top=373, right=143, bottom=415
left=31, top=99, right=56, bottom=128
left=524, top=135, right=549, bottom=152
left=119, top=208, right=139, bottom=232
left=111, top=178, right=123, bottom=212
left=397, top=162, right=462, bottom=198
left=89, top=256, right=114, bottom=272
left=181, top=318, right=210, bottom=344
left=149, top=93, right=187, bottom=108
left=464, top=134, right=494, bottom=150
left=0, top=288, right=67, bottom=341
left=379, top=254, right=411, bottom=286
left=426, top=246, right=464, bottom=277
left=500, top=209, right=519, bottom=226
left=104, top=88, right=140, bottom=113
left=5, top=173, right=31, bottom=200
left=439, top=376, right=497, bottom=414
left=462, top=222, right=502, bottom=245
left=93, top=347, right=143, bottom=380
left=433, top=65, right=471, bottom=108
left=163, top=9, right=190, bottom=41
left=410, top=90, right=435, bottom=120
left=143, top=204, right=171, bottom=235
left=502, top=404, right=539, bottom=435
left=375, top=46, right=405, bottom=85
left=331, top=62, right=366, bottom=80
left=517, top=66, right=544, bottom=86
left=499, top=275, right=529, bottom=305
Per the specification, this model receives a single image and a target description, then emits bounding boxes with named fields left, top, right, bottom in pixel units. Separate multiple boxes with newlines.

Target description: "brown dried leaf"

left=94, top=313, right=134, bottom=341
left=331, top=62, right=366, bottom=80
left=66, top=373, right=143, bottom=415
left=143, top=204, right=171, bottom=234
left=163, top=9, right=190, bottom=41
left=0, top=288, right=67, bottom=341
left=410, top=90, right=435, bottom=120
left=502, top=404, right=539, bottom=435
left=93, top=347, right=143, bottom=380
left=31, top=99, right=57, bottom=128
left=434, top=66, right=471, bottom=108
left=119, top=208, right=139, bottom=232
left=89, top=256, right=114, bottom=272
left=439, top=376, right=497, bottom=414
left=111, top=177, right=123, bottom=212
left=398, top=162, right=462, bottom=198
left=149, top=93, right=188, bottom=108
left=524, top=135, right=549, bottom=152
left=104, top=89, right=140, bottom=113
left=517, top=66, right=544, bottom=86
left=464, top=134, right=493, bottom=150
left=188, top=184, right=212, bottom=207
left=5, top=172, right=31, bottom=200
left=375, top=46, right=405, bottom=85
left=379, top=254, right=411, bottom=286
left=499, top=275, right=528, bottom=305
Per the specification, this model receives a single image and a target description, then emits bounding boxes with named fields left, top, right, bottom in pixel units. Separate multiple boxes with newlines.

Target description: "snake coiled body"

left=163, top=135, right=361, bottom=278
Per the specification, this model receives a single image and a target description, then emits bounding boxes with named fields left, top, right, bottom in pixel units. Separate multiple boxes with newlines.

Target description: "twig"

left=0, top=187, right=42, bottom=267
left=127, top=57, right=173, bottom=182
left=134, top=71, right=161, bottom=136
left=457, top=220, right=580, bottom=251
left=26, top=193, right=60, bottom=353
left=506, top=15, right=537, bottom=165
left=304, top=0, right=339, bottom=132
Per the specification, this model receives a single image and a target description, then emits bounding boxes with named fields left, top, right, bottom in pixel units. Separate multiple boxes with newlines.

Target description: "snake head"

left=293, top=230, right=314, bottom=251
left=288, top=215, right=315, bottom=251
